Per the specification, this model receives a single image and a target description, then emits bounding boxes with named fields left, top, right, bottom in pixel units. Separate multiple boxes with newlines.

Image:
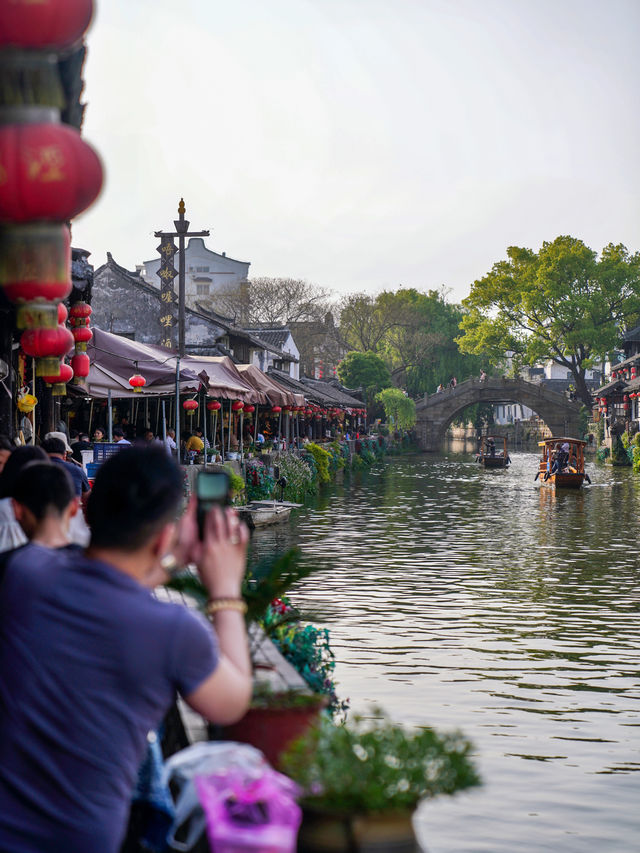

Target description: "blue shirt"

left=0, top=545, right=218, bottom=853
left=50, top=455, right=90, bottom=496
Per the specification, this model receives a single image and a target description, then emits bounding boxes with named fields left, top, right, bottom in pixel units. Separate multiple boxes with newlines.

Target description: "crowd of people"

left=0, top=441, right=252, bottom=853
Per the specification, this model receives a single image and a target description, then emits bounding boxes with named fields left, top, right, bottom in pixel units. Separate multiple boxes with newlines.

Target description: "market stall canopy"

left=266, top=367, right=333, bottom=407
left=86, top=328, right=202, bottom=398
left=183, top=355, right=260, bottom=403
left=236, top=364, right=304, bottom=408
left=86, top=329, right=258, bottom=400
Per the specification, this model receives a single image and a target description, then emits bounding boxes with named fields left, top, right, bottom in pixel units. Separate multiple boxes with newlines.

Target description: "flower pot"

left=298, top=807, right=419, bottom=852
left=222, top=697, right=326, bottom=769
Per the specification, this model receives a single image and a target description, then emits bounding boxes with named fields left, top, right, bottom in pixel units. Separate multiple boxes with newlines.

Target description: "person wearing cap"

left=42, top=433, right=90, bottom=497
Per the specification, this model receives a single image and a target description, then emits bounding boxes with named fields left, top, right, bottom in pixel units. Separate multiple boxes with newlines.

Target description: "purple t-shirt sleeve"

left=169, top=607, right=219, bottom=697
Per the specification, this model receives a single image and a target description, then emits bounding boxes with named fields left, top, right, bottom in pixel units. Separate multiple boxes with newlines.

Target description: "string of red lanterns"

left=0, top=0, right=102, bottom=398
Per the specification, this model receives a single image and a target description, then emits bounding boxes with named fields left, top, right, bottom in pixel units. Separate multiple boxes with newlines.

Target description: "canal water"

left=249, top=449, right=640, bottom=852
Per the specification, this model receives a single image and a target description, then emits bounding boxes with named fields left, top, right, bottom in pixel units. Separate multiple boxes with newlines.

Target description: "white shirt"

left=164, top=435, right=177, bottom=454
left=0, top=497, right=27, bottom=554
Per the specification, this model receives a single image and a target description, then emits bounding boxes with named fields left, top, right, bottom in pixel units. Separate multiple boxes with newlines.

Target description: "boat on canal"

left=476, top=435, right=510, bottom=468
left=237, top=500, right=302, bottom=530
left=536, top=437, right=589, bottom=488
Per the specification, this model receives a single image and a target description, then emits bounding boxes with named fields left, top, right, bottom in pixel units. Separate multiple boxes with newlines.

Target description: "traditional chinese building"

left=92, top=254, right=285, bottom=363
left=136, top=237, right=250, bottom=310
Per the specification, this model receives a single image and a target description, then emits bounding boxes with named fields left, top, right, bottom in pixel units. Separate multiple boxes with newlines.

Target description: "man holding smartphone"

left=0, top=447, right=251, bottom=853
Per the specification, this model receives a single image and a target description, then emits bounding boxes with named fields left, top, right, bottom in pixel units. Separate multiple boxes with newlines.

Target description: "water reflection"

left=249, top=451, right=640, bottom=852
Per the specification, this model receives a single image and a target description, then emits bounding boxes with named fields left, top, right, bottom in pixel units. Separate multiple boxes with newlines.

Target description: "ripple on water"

left=248, top=452, right=640, bottom=852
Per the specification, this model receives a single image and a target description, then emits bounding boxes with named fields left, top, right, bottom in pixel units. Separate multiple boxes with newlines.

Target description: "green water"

left=249, top=450, right=640, bottom=852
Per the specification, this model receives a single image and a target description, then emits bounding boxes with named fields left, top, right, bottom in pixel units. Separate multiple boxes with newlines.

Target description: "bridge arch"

left=415, top=377, right=582, bottom=451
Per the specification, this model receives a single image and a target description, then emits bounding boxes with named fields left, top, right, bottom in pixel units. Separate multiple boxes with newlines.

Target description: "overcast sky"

left=72, top=0, right=640, bottom=304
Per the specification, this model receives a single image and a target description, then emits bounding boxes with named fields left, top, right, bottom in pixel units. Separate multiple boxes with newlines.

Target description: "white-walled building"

left=246, top=327, right=300, bottom=380
left=137, top=237, right=250, bottom=309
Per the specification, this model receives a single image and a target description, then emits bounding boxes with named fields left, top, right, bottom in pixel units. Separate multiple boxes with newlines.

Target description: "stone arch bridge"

left=415, top=376, right=582, bottom=451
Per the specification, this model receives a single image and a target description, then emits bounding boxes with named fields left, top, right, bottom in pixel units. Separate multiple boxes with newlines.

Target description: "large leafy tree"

left=456, top=237, right=640, bottom=406
left=339, top=288, right=485, bottom=397
left=337, top=351, right=391, bottom=408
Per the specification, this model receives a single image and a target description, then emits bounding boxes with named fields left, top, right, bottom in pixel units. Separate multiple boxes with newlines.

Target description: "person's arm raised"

left=183, top=505, right=252, bottom=724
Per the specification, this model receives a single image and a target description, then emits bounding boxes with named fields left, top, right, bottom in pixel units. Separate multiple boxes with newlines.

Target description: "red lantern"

left=632, top=367, right=638, bottom=380
left=21, top=324, right=73, bottom=374
left=623, top=394, right=629, bottom=411
left=0, top=224, right=71, bottom=326
left=57, top=302, right=68, bottom=324
left=71, top=352, right=90, bottom=382
left=231, top=401, right=244, bottom=412
left=183, top=399, right=198, bottom=414
left=42, top=360, right=74, bottom=395
left=271, top=406, right=282, bottom=414
left=128, top=373, right=146, bottom=393
left=72, top=325, right=93, bottom=348
left=206, top=400, right=221, bottom=411
left=69, top=301, right=92, bottom=321
left=0, top=123, right=103, bottom=223
left=244, top=404, right=255, bottom=413
left=0, top=0, right=93, bottom=50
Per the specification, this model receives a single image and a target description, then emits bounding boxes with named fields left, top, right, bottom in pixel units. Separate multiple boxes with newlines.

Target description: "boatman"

left=0, top=446, right=251, bottom=853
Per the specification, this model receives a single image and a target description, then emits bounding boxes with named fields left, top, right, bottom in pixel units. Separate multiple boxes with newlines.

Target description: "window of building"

left=196, top=284, right=210, bottom=295
left=195, top=266, right=210, bottom=273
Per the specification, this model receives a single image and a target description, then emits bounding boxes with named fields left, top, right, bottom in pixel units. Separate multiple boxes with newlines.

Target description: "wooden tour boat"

left=536, top=437, right=590, bottom=488
left=476, top=435, right=510, bottom=468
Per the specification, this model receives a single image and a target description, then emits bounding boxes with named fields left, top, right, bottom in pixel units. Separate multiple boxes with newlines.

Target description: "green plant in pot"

left=280, top=710, right=481, bottom=853
left=166, top=549, right=331, bottom=766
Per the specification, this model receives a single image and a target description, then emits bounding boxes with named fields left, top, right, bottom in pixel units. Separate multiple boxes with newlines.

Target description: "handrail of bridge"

left=415, top=376, right=582, bottom=409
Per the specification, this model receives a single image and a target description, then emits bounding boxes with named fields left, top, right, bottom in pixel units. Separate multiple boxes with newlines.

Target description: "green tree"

left=337, top=351, right=392, bottom=408
left=456, top=237, right=640, bottom=406
left=339, top=288, right=484, bottom=397
left=375, top=387, right=417, bottom=431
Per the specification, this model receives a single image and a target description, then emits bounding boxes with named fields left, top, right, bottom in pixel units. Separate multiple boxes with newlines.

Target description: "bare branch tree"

left=204, top=277, right=331, bottom=327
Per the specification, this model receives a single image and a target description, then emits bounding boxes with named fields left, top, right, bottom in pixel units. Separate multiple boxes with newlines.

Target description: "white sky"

left=72, top=0, right=640, bottom=304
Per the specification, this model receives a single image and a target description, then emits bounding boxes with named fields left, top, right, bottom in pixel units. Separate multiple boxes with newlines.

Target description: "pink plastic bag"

left=195, top=769, right=301, bottom=853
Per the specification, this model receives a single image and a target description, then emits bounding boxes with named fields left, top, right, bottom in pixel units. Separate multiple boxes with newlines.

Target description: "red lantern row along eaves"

left=0, top=0, right=100, bottom=388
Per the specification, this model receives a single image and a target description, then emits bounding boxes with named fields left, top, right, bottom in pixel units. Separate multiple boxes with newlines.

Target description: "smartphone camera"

left=196, top=471, right=230, bottom=539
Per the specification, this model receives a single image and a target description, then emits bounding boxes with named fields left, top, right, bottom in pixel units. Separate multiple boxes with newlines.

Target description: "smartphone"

left=196, top=471, right=230, bottom=538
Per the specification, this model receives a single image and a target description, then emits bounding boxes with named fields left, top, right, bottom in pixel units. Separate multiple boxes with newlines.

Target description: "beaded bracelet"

left=206, top=598, right=248, bottom=616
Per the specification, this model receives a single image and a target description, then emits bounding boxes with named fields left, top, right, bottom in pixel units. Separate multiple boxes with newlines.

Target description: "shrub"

left=305, top=442, right=331, bottom=483
left=281, top=711, right=481, bottom=814
left=223, top=463, right=246, bottom=502
left=277, top=453, right=315, bottom=501
left=245, top=459, right=275, bottom=502
left=264, top=598, right=348, bottom=720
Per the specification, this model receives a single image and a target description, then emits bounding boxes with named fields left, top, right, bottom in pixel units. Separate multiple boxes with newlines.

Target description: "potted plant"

left=166, top=549, right=332, bottom=766
left=280, top=711, right=481, bottom=852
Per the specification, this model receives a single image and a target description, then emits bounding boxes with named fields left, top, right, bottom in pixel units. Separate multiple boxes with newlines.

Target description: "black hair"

left=87, top=447, right=183, bottom=552
left=0, top=445, right=49, bottom=498
left=11, top=462, right=75, bottom=520
left=0, top=435, right=15, bottom=452
left=41, top=437, right=67, bottom=456
left=113, top=427, right=124, bottom=437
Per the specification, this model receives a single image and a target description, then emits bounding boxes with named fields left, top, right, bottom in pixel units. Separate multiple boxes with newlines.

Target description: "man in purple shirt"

left=0, top=446, right=251, bottom=853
